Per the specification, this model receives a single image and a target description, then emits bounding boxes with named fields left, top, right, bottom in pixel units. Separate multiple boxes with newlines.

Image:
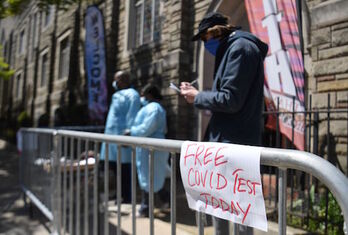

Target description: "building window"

left=43, top=6, right=53, bottom=28
left=18, top=29, right=25, bottom=54
left=31, top=13, right=38, bottom=61
left=40, top=52, right=49, bottom=87
left=15, top=73, right=22, bottom=98
left=1, top=29, right=5, bottom=45
left=4, top=41, right=8, bottom=59
left=58, top=36, right=70, bottom=79
left=134, top=0, right=161, bottom=47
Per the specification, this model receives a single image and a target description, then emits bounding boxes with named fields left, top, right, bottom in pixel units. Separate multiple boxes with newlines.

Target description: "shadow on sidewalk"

left=0, top=139, right=51, bottom=234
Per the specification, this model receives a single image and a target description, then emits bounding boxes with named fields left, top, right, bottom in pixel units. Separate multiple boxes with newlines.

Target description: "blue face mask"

left=112, top=81, right=118, bottom=90
left=140, top=97, right=149, bottom=106
left=204, top=38, right=220, bottom=56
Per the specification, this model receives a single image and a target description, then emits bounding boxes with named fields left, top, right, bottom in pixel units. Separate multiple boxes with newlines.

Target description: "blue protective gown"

left=100, top=88, right=140, bottom=163
left=130, top=101, right=169, bottom=193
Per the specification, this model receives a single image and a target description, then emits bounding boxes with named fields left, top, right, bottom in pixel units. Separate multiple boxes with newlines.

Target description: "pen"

left=190, top=79, right=198, bottom=85
left=169, top=82, right=181, bottom=93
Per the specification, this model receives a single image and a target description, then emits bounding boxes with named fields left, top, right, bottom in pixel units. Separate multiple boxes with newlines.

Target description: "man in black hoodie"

left=181, top=12, right=268, bottom=235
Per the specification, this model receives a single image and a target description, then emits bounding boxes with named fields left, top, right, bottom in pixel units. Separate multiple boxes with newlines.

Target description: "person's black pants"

left=213, top=217, right=253, bottom=235
left=138, top=187, right=170, bottom=216
left=99, top=161, right=132, bottom=203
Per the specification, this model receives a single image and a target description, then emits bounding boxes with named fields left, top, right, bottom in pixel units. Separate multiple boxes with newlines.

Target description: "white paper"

left=179, top=141, right=268, bottom=232
left=169, top=82, right=181, bottom=93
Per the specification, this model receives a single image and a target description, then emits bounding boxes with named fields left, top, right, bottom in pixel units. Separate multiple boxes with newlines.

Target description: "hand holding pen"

left=168, top=79, right=198, bottom=103
left=169, top=79, right=198, bottom=93
left=180, top=79, right=199, bottom=104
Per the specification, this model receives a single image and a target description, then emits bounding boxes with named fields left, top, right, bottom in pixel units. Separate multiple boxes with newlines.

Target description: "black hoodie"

left=194, top=30, right=268, bottom=145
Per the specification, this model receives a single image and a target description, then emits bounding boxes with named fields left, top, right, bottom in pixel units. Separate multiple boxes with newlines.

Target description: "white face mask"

left=112, top=81, right=118, bottom=90
left=140, top=97, right=149, bottom=106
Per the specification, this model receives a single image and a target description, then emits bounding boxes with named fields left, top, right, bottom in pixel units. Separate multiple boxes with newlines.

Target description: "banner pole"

left=296, top=0, right=304, bottom=60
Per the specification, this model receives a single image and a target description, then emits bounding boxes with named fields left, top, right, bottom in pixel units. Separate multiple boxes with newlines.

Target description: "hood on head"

left=227, top=30, right=269, bottom=59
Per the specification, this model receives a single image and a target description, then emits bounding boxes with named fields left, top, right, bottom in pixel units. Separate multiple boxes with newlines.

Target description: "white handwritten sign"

left=180, top=141, right=268, bottom=231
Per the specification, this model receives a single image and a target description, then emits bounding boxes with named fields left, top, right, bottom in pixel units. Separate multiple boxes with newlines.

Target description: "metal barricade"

left=20, top=128, right=57, bottom=221
left=20, top=128, right=348, bottom=235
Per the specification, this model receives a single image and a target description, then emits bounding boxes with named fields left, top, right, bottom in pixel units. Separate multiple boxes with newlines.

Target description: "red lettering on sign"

left=216, top=173, right=227, bottom=190
left=247, top=180, right=253, bottom=194
left=184, top=143, right=197, bottom=166
left=220, top=199, right=230, bottom=212
left=237, top=178, right=246, bottom=193
left=200, top=170, right=208, bottom=187
left=188, top=168, right=195, bottom=187
left=200, top=192, right=210, bottom=208
left=211, top=196, right=219, bottom=209
left=195, top=170, right=201, bottom=186
left=251, top=182, right=261, bottom=195
left=214, top=147, right=228, bottom=166
left=210, top=171, right=214, bottom=189
left=237, top=202, right=251, bottom=224
left=203, top=146, right=215, bottom=165
left=198, top=193, right=253, bottom=222
left=195, top=145, right=204, bottom=166
left=231, top=200, right=239, bottom=216
left=232, top=169, right=242, bottom=194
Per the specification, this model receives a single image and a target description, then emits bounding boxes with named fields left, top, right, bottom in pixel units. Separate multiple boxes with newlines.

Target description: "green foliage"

left=0, top=45, right=14, bottom=80
left=17, top=111, right=32, bottom=127
left=37, top=0, right=80, bottom=11
left=288, top=185, right=344, bottom=234
left=0, top=0, right=29, bottom=18
left=0, top=0, right=86, bottom=18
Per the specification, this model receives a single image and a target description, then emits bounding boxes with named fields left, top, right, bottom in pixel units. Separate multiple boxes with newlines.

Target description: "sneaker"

left=136, top=210, right=149, bottom=218
left=160, top=202, right=170, bottom=210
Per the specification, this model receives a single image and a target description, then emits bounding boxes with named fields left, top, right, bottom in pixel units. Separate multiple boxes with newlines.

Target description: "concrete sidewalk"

left=0, top=139, right=50, bottom=235
left=106, top=203, right=307, bottom=235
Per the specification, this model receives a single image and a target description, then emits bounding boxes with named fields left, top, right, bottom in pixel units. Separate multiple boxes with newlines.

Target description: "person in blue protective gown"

left=100, top=71, right=140, bottom=203
left=129, top=84, right=169, bottom=217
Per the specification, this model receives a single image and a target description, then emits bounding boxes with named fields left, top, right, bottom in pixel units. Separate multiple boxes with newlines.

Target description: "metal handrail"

left=261, top=147, right=348, bottom=224
left=20, top=128, right=348, bottom=234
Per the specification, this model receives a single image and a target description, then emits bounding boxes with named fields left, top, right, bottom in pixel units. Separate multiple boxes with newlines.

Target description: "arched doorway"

left=197, top=0, right=251, bottom=140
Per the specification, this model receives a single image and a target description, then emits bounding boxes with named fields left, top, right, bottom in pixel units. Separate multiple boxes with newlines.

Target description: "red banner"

left=245, top=0, right=305, bottom=150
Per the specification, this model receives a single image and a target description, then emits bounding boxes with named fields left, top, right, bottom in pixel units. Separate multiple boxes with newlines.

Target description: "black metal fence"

left=261, top=94, right=348, bottom=234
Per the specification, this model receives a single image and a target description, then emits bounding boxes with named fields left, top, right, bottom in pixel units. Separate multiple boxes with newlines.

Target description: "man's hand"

left=123, top=129, right=131, bottom=136
left=180, top=82, right=199, bottom=104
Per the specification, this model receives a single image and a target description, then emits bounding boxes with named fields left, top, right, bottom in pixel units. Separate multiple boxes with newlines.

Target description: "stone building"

left=0, top=0, right=347, bottom=165
left=0, top=2, right=85, bottom=128
left=304, top=0, right=348, bottom=169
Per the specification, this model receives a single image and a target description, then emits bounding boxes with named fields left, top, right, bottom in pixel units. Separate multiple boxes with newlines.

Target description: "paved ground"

left=0, top=139, right=50, bottom=235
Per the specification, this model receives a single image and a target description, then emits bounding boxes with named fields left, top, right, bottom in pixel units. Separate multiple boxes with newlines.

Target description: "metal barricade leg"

left=198, top=212, right=204, bottom=235
left=170, top=152, right=176, bottom=235
left=84, top=140, right=89, bottom=235
left=233, top=223, right=239, bottom=235
left=279, top=168, right=287, bottom=235
left=76, top=138, right=81, bottom=235
left=149, top=150, right=154, bottom=235
left=104, top=143, right=109, bottom=235
left=63, top=137, right=68, bottom=235
left=57, top=135, right=62, bottom=234
left=93, top=142, right=99, bottom=235
left=117, top=146, right=122, bottom=235
left=132, top=147, right=137, bottom=235
left=69, top=138, right=74, bottom=234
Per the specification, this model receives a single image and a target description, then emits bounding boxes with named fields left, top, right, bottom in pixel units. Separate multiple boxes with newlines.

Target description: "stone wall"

left=306, top=0, right=348, bottom=171
left=0, top=2, right=82, bottom=126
